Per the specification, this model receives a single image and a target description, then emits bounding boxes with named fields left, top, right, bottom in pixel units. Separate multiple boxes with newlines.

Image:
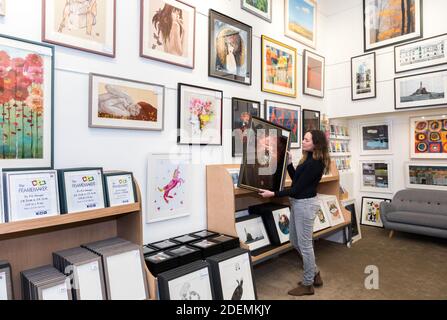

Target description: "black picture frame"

left=302, top=109, right=321, bottom=140
left=235, top=214, right=272, bottom=254
left=232, top=98, right=261, bottom=157
left=103, top=171, right=137, bottom=207
left=360, top=196, right=391, bottom=229
left=264, top=100, right=301, bottom=149
left=351, top=52, right=377, bottom=101
left=208, top=9, right=253, bottom=85
left=303, top=49, right=325, bottom=98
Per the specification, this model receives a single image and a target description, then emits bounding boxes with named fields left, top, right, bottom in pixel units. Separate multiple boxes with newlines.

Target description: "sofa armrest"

left=380, top=201, right=394, bottom=226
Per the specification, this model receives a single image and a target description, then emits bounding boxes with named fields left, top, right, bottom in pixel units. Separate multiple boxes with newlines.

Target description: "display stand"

left=206, top=161, right=352, bottom=265
left=0, top=177, right=157, bottom=300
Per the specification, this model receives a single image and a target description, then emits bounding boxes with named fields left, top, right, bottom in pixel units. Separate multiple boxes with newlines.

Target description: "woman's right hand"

left=286, top=151, right=293, bottom=165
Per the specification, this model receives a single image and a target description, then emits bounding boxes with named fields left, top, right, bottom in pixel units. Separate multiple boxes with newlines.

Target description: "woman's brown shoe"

left=288, top=284, right=315, bottom=296
left=298, top=271, right=323, bottom=287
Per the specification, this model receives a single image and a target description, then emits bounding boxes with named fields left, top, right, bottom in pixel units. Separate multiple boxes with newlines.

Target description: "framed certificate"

left=103, top=172, right=137, bottom=207
left=58, top=168, right=106, bottom=214
left=2, top=170, right=60, bottom=222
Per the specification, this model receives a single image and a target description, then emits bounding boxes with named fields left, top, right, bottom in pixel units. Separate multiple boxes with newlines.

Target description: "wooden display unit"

left=0, top=178, right=157, bottom=300
left=206, top=161, right=351, bottom=265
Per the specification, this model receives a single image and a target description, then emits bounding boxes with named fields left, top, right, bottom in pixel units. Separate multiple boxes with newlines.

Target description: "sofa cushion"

left=387, top=211, right=447, bottom=230
left=393, top=189, right=447, bottom=216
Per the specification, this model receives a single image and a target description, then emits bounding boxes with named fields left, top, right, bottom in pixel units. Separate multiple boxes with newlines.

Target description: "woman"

left=259, top=130, right=331, bottom=296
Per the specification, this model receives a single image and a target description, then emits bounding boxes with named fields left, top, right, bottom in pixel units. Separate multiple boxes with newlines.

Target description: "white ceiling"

left=318, top=0, right=361, bottom=17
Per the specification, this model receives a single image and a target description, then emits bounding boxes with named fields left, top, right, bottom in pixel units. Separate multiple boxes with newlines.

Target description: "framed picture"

left=89, top=73, right=165, bottom=131
left=103, top=171, right=137, bottom=207
left=0, top=0, right=5, bottom=16
left=146, top=153, right=191, bottom=223
left=238, top=117, right=291, bottom=192
left=303, top=49, right=325, bottom=98
left=363, top=0, right=422, bottom=52
left=359, top=160, right=393, bottom=193
left=351, top=53, right=376, bottom=100
left=265, top=100, right=301, bottom=149
left=405, top=162, right=447, bottom=191
left=359, top=121, right=392, bottom=155
left=394, top=69, right=447, bottom=110
left=0, top=261, right=13, bottom=300
left=284, top=0, right=317, bottom=48
left=232, top=98, right=261, bottom=157
left=342, top=199, right=362, bottom=243
left=361, top=196, right=391, bottom=228
left=240, top=0, right=272, bottom=23
left=140, top=0, right=195, bottom=68
left=302, top=109, right=320, bottom=139
left=235, top=215, right=271, bottom=252
left=177, top=83, right=223, bottom=145
left=410, top=115, right=447, bottom=159
left=0, top=34, right=54, bottom=169
left=226, top=168, right=240, bottom=188
left=261, top=35, right=297, bottom=98
left=394, top=33, right=447, bottom=73
left=313, top=199, right=331, bottom=233
left=320, top=195, right=345, bottom=227
left=42, top=0, right=116, bottom=57
left=208, top=10, right=252, bottom=85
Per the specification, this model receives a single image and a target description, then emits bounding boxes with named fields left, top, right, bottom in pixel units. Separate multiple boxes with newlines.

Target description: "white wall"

left=0, top=0, right=330, bottom=243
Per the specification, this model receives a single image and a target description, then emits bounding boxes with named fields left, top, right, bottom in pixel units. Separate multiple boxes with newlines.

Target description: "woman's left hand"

left=258, top=189, right=275, bottom=198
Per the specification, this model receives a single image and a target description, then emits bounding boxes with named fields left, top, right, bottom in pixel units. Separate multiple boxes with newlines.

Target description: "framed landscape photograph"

left=241, top=0, right=272, bottom=23
left=302, top=109, right=320, bottom=139
left=405, top=162, right=447, bottom=191
left=351, top=53, right=376, bottom=100
left=140, top=0, right=195, bottom=68
left=363, top=0, right=422, bottom=52
left=177, top=83, right=223, bottom=145
left=261, top=35, right=297, bottom=98
left=42, top=0, right=116, bottom=57
left=284, top=0, right=317, bottom=48
left=394, top=33, right=447, bottom=73
left=361, top=197, right=391, bottom=228
left=359, top=121, right=392, bottom=155
left=265, top=100, right=301, bottom=149
left=410, top=115, right=447, bottom=159
left=235, top=215, right=271, bottom=252
left=232, top=98, right=261, bottom=157
left=209, top=10, right=252, bottom=85
left=303, top=49, right=325, bottom=98
left=0, top=34, right=54, bottom=169
left=359, top=160, right=393, bottom=193
left=89, top=73, right=165, bottom=131
left=394, top=70, right=447, bottom=110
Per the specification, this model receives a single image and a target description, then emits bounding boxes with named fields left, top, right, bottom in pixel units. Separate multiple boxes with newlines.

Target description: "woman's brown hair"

left=299, top=130, right=331, bottom=175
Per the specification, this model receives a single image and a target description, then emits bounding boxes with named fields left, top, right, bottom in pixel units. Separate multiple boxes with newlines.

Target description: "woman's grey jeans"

left=289, top=197, right=319, bottom=286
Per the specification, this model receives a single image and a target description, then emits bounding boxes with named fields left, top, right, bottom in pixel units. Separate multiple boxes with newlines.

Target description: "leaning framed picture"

left=178, top=83, right=223, bottom=146
left=42, top=0, right=116, bottom=57
left=313, top=199, right=331, bottom=233
left=410, top=115, right=447, bottom=159
left=303, top=49, right=325, bottom=98
left=240, top=0, right=272, bottom=23
left=341, top=199, right=362, bottom=243
left=359, top=121, right=392, bottom=155
left=232, top=98, right=261, bottom=157
left=361, top=196, right=391, bottom=228
left=394, top=33, right=447, bottom=73
left=0, top=34, right=54, bottom=169
left=235, top=214, right=271, bottom=253
left=103, top=171, right=137, bottom=207
left=140, top=0, right=195, bottom=69
left=405, top=162, right=447, bottom=191
left=208, top=10, right=252, bottom=85
left=264, top=100, right=301, bottom=149
left=359, top=160, right=393, bottom=193
left=302, top=109, right=320, bottom=139
left=363, top=0, right=422, bottom=52
left=394, top=69, right=447, bottom=110
left=284, top=0, right=317, bottom=48
left=261, top=35, right=297, bottom=98
left=146, top=153, right=191, bottom=223
left=351, top=52, right=376, bottom=101
left=89, top=73, right=165, bottom=131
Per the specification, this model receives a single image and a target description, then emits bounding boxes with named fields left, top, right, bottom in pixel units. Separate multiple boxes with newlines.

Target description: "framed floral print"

left=42, top=0, right=116, bottom=57
left=351, top=52, right=376, bottom=101
left=0, top=34, right=54, bottom=169
left=177, top=83, right=223, bottom=145
left=265, top=100, right=301, bottom=149
left=89, top=73, right=165, bottom=131
left=303, top=49, right=325, bottom=98
left=284, top=0, right=317, bottom=49
left=241, top=0, right=272, bottom=23
left=261, top=35, right=297, bottom=98
left=140, top=0, right=195, bottom=69
left=209, top=10, right=252, bottom=85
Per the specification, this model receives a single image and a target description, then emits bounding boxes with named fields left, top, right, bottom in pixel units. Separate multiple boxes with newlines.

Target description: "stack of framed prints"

left=232, top=98, right=261, bottom=157
left=190, top=238, right=223, bottom=259
left=361, top=197, right=391, bottom=228
left=359, top=160, right=393, bottom=193
left=248, top=203, right=291, bottom=245
left=313, top=199, right=331, bottom=233
left=410, top=115, right=447, bottom=159
left=359, top=121, right=392, bottom=155
left=171, top=234, right=200, bottom=245
left=165, top=245, right=202, bottom=266
left=303, top=50, right=325, bottom=98
left=58, top=168, right=106, bottom=214
left=21, top=265, right=71, bottom=300
left=0, top=261, right=13, bottom=300
left=241, top=0, right=272, bottom=23
left=265, top=100, right=301, bottom=149
left=142, top=245, right=158, bottom=257
left=284, top=0, right=317, bottom=49
left=2, top=170, right=60, bottom=222
left=351, top=53, right=376, bottom=101
left=341, top=199, right=362, bottom=243
left=208, top=234, right=240, bottom=251
left=189, top=230, right=219, bottom=239
left=206, top=248, right=257, bottom=300
left=52, top=247, right=106, bottom=300
left=149, top=239, right=181, bottom=251
left=405, top=162, right=447, bottom=191
left=145, top=251, right=179, bottom=276
left=158, top=260, right=215, bottom=300
left=235, top=215, right=271, bottom=254
left=103, top=171, right=137, bottom=207
left=318, top=195, right=345, bottom=227
left=302, top=109, right=321, bottom=139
